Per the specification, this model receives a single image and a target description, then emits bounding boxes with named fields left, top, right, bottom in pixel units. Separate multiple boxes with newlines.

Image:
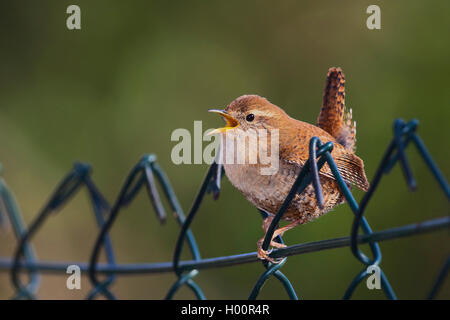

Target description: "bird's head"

left=208, top=95, right=289, bottom=134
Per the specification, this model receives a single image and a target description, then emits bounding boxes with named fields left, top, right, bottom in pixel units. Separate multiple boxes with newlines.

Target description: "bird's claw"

left=257, top=239, right=285, bottom=264
left=257, top=247, right=276, bottom=263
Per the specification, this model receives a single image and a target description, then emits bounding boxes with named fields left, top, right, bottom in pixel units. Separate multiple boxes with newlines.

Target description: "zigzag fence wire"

left=0, top=118, right=448, bottom=299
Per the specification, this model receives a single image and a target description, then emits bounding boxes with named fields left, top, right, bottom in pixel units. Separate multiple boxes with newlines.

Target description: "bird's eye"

left=246, top=113, right=255, bottom=122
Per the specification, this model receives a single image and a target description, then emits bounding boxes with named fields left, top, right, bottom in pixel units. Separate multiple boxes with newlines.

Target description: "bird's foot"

left=257, top=239, right=285, bottom=264
left=270, top=241, right=287, bottom=249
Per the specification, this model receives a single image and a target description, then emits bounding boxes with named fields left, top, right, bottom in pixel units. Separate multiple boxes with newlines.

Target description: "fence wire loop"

left=9, top=162, right=118, bottom=299
left=393, top=119, right=418, bottom=190
left=87, top=154, right=205, bottom=300
left=247, top=212, right=296, bottom=299
left=165, top=145, right=228, bottom=299
left=0, top=169, right=40, bottom=299
left=249, top=258, right=292, bottom=300
left=0, top=118, right=448, bottom=300
left=46, top=162, right=90, bottom=211
left=169, top=162, right=220, bottom=299
left=206, top=143, right=224, bottom=200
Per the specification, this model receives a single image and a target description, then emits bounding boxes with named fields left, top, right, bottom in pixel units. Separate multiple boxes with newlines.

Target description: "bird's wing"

left=280, top=140, right=369, bottom=192
left=316, top=67, right=356, bottom=152
left=321, top=151, right=370, bottom=192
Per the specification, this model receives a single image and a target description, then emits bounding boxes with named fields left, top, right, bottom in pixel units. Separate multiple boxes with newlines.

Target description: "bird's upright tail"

left=317, top=67, right=357, bottom=152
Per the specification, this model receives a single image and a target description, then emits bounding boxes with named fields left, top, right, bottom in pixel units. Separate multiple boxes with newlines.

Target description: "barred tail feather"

left=317, top=67, right=357, bottom=152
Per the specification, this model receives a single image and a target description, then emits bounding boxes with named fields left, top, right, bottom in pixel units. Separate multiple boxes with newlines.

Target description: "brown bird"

left=209, top=67, right=369, bottom=262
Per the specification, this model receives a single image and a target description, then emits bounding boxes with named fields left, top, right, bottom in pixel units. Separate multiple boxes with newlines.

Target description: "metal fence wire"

left=0, top=118, right=449, bottom=300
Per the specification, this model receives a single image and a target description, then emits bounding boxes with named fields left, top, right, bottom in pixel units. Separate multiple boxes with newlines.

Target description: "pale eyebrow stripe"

left=249, top=109, right=277, bottom=118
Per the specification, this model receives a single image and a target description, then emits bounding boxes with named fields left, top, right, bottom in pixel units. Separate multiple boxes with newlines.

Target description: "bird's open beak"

left=207, top=109, right=240, bottom=135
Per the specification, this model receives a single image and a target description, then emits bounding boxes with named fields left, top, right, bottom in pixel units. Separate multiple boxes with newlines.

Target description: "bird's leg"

left=257, top=218, right=303, bottom=263
left=271, top=220, right=303, bottom=241
left=257, top=215, right=281, bottom=263
left=261, top=215, right=287, bottom=248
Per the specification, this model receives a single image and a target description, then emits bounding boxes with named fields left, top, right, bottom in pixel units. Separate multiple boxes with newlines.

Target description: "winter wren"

left=208, top=67, right=369, bottom=262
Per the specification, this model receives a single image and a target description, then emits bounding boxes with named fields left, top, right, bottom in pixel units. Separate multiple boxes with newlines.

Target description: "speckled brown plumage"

left=211, top=67, right=369, bottom=262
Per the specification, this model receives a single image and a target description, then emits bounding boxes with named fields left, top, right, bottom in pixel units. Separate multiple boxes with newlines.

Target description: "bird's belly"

left=223, top=162, right=344, bottom=223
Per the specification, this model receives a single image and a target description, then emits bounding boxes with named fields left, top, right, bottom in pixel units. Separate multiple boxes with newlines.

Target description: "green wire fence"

left=0, top=118, right=449, bottom=299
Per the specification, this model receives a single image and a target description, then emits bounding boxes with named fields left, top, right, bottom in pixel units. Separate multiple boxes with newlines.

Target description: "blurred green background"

left=0, top=0, right=449, bottom=299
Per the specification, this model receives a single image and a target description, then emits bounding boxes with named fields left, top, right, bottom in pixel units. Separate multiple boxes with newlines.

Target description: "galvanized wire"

left=0, top=118, right=448, bottom=299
